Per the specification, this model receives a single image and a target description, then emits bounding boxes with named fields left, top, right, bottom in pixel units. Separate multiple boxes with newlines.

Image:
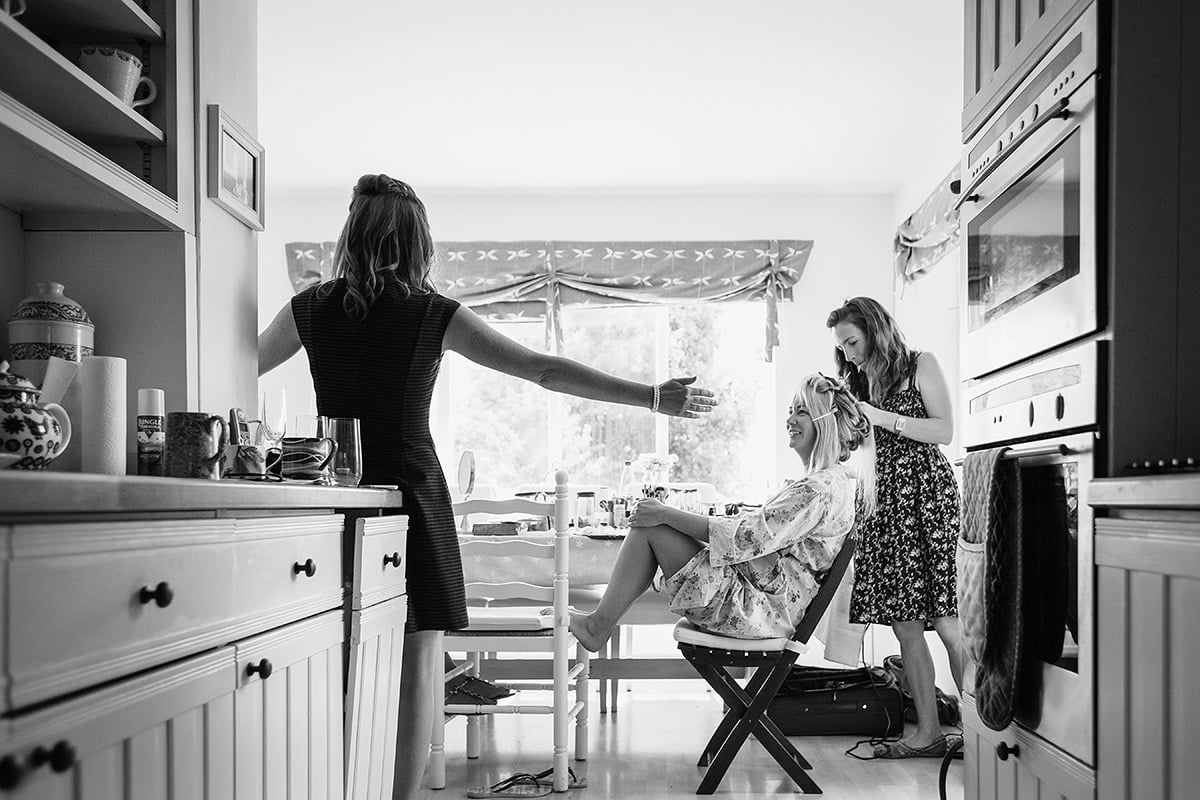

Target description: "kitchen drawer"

left=6, top=519, right=237, bottom=709
left=232, top=515, right=344, bottom=638
left=349, top=515, right=407, bottom=609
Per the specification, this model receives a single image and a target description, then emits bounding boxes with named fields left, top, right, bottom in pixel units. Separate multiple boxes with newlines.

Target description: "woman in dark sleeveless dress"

left=259, top=174, right=717, bottom=799
left=826, top=296, right=962, bottom=759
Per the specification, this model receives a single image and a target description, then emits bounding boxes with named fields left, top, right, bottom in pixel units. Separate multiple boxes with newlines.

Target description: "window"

left=437, top=303, right=775, bottom=501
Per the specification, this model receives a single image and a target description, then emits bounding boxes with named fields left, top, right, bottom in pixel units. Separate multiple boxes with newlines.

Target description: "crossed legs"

left=569, top=524, right=703, bottom=653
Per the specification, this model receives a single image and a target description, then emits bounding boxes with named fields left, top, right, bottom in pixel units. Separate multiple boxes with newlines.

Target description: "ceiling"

left=258, top=0, right=963, bottom=194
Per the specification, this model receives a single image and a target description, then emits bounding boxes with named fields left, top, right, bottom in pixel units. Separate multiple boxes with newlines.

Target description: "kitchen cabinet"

left=1090, top=476, right=1200, bottom=800
left=0, top=474, right=407, bottom=800
left=962, top=0, right=1091, bottom=140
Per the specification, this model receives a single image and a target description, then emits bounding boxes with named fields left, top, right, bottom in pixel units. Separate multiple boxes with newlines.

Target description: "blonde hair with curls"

left=795, top=373, right=877, bottom=519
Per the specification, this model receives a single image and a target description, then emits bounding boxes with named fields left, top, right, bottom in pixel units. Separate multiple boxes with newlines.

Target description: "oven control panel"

left=961, top=340, right=1103, bottom=448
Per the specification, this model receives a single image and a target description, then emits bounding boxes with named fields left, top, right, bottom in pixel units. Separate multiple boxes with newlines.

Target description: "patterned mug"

left=279, top=436, right=337, bottom=481
left=165, top=412, right=228, bottom=480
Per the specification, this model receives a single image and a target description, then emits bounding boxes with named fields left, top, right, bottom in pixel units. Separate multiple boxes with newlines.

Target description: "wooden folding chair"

left=673, top=536, right=856, bottom=795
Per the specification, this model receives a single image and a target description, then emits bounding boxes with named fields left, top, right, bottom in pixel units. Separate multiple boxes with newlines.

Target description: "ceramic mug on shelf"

left=77, top=45, right=158, bottom=109
left=280, top=436, right=337, bottom=481
left=165, top=411, right=228, bottom=480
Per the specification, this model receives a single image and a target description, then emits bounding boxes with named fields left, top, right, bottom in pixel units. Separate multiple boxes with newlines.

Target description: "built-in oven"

left=955, top=4, right=1099, bottom=380
left=961, top=340, right=1101, bottom=766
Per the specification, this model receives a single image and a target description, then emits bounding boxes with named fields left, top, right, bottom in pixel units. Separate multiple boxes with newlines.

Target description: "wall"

left=257, top=188, right=896, bottom=484
left=0, top=207, right=24, bottom=359
left=194, top=0, right=260, bottom=414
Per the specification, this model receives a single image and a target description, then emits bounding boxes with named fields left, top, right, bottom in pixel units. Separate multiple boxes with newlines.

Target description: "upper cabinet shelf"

left=0, top=12, right=163, bottom=144
left=14, top=0, right=163, bottom=44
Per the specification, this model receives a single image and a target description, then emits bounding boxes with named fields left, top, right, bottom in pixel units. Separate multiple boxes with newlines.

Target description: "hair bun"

left=353, top=174, right=413, bottom=198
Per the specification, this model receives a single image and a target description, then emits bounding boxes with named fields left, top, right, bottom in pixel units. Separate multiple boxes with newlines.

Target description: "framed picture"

left=206, top=104, right=265, bottom=230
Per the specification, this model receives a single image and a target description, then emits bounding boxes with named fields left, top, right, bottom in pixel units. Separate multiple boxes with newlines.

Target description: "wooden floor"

left=420, top=681, right=964, bottom=799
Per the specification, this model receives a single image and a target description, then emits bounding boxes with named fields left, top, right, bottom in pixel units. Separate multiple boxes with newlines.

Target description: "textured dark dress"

left=849, top=357, right=960, bottom=625
left=292, top=280, right=469, bottom=632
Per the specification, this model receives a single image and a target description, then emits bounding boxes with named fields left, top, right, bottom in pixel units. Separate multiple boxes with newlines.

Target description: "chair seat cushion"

left=464, top=606, right=554, bottom=630
left=672, top=619, right=795, bottom=653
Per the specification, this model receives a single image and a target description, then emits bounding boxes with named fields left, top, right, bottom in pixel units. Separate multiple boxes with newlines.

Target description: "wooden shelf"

left=0, top=12, right=164, bottom=145
left=0, top=90, right=179, bottom=230
left=13, top=0, right=163, bottom=43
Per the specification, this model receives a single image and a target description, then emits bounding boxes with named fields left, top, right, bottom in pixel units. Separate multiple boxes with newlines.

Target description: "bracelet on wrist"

left=651, top=384, right=660, bottom=414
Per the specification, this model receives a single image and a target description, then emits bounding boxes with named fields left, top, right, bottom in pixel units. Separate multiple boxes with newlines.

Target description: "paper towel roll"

left=80, top=356, right=127, bottom=475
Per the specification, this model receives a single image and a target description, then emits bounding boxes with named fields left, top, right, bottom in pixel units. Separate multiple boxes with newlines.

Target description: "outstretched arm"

left=258, top=300, right=301, bottom=376
left=442, top=304, right=716, bottom=417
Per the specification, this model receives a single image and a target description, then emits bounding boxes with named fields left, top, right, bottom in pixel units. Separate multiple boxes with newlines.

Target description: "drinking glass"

left=259, top=388, right=287, bottom=446
left=294, top=414, right=327, bottom=439
left=327, top=417, right=363, bottom=487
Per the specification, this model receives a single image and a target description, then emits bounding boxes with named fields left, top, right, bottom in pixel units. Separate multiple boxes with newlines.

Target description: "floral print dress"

left=849, top=372, right=960, bottom=625
left=662, top=464, right=857, bottom=639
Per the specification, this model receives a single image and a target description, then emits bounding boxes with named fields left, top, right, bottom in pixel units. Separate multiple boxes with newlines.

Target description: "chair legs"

left=466, top=652, right=482, bottom=759
left=680, top=647, right=820, bottom=795
left=430, top=656, right=447, bottom=790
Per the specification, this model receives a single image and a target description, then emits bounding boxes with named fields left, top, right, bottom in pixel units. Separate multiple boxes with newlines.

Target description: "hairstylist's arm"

left=629, top=499, right=710, bottom=542
left=865, top=352, right=953, bottom=445
left=443, top=305, right=716, bottom=418
left=258, top=301, right=302, bottom=376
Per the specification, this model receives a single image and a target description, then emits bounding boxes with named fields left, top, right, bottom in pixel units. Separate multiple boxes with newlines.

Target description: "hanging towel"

left=958, top=447, right=1023, bottom=731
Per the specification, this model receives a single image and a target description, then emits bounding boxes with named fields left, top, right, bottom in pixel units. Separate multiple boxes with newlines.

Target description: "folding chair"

left=674, top=536, right=856, bottom=795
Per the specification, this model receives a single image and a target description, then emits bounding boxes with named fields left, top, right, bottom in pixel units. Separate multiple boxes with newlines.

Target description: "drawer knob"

left=0, top=755, right=25, bottom=789
left=246, top=658, right=274, bottom=680
left=30, top=741, right=75, bottom=773
left=293, top=558, right=317, bottom=578
left=996, top=741, right=1020, bottom=761
left=383, top=551, right=402, bottom=569
left=138, top=581, right=174, bottom=608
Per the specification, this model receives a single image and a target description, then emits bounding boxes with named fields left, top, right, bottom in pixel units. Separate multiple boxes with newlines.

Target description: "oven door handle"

left=954, top=439, right=1093, bottom=466
left=952, top=97, right=1071, bottom=211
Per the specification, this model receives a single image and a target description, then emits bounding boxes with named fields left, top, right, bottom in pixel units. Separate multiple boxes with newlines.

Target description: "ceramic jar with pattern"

left=7, top=282, right=95, bottom=386
left=0, top=360, right=73, bottom=470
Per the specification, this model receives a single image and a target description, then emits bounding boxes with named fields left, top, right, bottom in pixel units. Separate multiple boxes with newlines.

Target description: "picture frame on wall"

left=206, top=104, right=265, bottom=230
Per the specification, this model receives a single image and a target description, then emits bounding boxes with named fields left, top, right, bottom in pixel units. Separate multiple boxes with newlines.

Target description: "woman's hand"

left=629, top=498, right=671, bottom=528
left=857, top=400, right=887, bottom=428
left=657, top=376, right=718, bottom=418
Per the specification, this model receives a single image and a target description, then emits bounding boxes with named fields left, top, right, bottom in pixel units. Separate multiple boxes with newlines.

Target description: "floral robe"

left=662, top=464, right=857, bottom=639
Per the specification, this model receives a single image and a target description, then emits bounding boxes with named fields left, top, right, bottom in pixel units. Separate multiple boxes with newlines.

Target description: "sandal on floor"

left=529, top=766, right=588, bottom=789
left=466, top=773, right=552, bottom=798
left=873, top=735, right=950, bottom=759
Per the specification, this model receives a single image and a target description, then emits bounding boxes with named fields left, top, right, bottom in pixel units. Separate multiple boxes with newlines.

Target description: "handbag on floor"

left=766, top=665, right=904, bottom=737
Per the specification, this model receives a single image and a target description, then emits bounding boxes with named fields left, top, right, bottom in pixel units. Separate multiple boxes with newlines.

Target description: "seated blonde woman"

left=570, top=373, right=875, bottom=651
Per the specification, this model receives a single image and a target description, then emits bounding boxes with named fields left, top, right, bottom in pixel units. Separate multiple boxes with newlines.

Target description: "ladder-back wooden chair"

left=431, top=470, right=589, bottom=794
left=673, top=535, right=856, bottom=795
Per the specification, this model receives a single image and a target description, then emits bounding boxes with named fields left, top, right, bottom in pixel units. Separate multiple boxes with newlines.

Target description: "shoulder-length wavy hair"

left=825, top=296, right=917, bottom=404
left=796, top=373, right=876, bottom=519
left=327, top=174, right=437, bottom=319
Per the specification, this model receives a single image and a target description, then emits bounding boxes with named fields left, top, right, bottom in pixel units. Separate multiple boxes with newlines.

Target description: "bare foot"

left=569, top=612, right=607, bottom=653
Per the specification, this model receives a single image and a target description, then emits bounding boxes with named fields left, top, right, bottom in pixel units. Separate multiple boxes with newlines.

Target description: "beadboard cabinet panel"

left=1095, top=516, right=1200, bottom=800
left=234, top=609, right=345, bottom=800
left=345, top=594, right=408, bottom=800
left=0, top=647, right=235, bottom=799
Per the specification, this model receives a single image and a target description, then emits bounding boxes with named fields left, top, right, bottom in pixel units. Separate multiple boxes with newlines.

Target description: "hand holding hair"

left=656, top=376, right=718, bottom=418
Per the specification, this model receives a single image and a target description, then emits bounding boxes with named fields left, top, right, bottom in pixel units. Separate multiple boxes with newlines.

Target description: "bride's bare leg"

left=570, top=524, right=702, bottom=652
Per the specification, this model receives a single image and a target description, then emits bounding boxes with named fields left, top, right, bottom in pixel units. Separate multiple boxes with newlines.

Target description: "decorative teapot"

left=0, top=360, right=72, bottom=469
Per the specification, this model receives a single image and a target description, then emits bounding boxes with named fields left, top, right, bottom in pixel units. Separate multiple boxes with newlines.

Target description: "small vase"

left=7, top=283, right=95, bottom=386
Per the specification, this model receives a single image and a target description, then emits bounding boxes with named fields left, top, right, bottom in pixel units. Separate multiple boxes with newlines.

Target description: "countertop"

left=0, top=471, right=404, bottom=515
left=1090, top=473, right=1200, bottom=509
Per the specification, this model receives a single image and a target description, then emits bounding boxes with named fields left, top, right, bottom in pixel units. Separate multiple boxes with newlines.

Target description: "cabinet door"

left=345, top=594, right=408, bottom=800
left=234, top=609, right=344, bottom=800
left=961, top=695, right=1094, bottom=800
left=0, top=647, right=235, bottom=799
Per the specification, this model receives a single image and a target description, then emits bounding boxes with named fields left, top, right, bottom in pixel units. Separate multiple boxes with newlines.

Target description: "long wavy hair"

left=796, top=373, right=876, bottom=519
left=326, top=174, right=437, bottom=319
left=825, top=296, right=917, bottom=404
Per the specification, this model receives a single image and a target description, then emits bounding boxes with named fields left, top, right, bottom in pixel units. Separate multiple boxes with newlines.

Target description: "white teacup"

left=77, top=45, right=158, bottom=109
left=2, top=0, right=27, bottom=18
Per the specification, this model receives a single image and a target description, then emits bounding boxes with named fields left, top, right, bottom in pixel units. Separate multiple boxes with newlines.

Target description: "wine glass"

left=259, top=388, right=286, bottom=475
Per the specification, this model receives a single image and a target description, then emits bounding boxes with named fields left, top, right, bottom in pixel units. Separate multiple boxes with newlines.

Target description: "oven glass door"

left=961, top=76, right=1096, bottom=379
left=968, top=131, right=1080, bottom=333
left=1009, top=433, right=1094, bottom=765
